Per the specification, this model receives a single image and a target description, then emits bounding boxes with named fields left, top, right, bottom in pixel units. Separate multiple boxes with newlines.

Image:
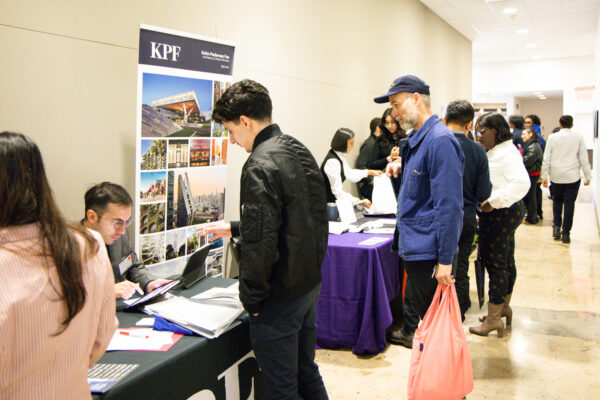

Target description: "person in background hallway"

left=444, top=100, right=492, bottom=321
left=509, top=115, right=525, bottom=151
left=521, top=128, right=543, bottom=224
left=470, top=113, right=529, bottom=338
left=525, top=114, right=544, bottom=220
left=375, top=75, right=464, bottom=348
left=368, top=108, right=404, bottom=172
left=356, top=117, right=382, bottom=201
left=542, top=115, right=592, bottom=244
left=321, top=128, right=382, bottom=210
left=83, top=182, right=171, bottom=300
left=0, top=132, right=117, bottom=399
left=200, top=80, right=329, bottom=400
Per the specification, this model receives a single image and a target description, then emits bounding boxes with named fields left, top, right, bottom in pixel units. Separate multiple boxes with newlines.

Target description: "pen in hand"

left=134, top=283, right=144, bottom=296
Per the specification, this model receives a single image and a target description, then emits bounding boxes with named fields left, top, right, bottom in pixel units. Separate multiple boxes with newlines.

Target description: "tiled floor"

left=315, top=186, right=600, bottom=399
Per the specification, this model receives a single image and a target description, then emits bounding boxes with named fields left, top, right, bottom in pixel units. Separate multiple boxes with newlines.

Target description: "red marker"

left=119, top=330, right=150, bottom=339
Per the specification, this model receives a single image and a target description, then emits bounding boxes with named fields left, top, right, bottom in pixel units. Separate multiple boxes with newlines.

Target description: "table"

left=316, top=233, right=400, bottom=354
left=93, top=278, right=265, bottom=400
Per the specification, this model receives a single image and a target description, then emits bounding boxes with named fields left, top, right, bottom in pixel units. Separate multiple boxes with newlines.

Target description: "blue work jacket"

left=396, top=115, right=464, bottom=265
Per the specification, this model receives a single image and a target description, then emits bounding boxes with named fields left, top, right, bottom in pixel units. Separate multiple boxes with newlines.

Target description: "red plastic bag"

left=407, top=284, right=474, bottom=400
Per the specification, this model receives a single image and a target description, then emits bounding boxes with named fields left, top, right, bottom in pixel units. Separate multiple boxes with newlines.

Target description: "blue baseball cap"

left=373, top=75, right=430, bottom=103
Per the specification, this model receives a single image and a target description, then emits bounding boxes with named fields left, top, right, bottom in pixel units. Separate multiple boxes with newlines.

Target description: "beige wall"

left=0, top=0, right=471, bottom=228
left=519, top=97, right=564, bottom=139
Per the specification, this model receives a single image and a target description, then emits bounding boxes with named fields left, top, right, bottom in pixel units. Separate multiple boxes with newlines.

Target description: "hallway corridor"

left=316, top=186, right=600, bottom=399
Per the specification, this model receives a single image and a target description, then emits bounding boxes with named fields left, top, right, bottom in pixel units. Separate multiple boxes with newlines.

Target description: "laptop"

left=167, top=243, right=212, bottom=289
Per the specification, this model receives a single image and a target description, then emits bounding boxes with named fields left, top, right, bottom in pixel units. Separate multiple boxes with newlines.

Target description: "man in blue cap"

left=374, top=75, right=464, bottom=347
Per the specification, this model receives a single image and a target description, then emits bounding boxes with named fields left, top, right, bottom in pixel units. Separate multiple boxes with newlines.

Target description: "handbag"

left=407, top=284, right=474, bottom=400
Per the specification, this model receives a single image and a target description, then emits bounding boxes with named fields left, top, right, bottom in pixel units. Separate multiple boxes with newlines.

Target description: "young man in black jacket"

left=444, top=100, right=492, bottom=321
left=201, top=80, right=329, bottom=400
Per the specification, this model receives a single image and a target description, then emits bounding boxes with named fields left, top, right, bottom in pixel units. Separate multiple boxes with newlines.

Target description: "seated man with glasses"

left=82, top=182, right=170, bottom=300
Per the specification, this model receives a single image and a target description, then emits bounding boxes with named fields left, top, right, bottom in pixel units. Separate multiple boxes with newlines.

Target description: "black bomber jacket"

left=231, top=124, right=328, bottom=314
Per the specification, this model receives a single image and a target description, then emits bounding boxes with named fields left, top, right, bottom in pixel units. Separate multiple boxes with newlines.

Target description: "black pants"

left=402, top=260, right=438, bottom=334
left=551, top=180, right=581, bottom=234
left=249, top=285, right=328, bottom=400
left=478, top=201, right=524, bottom=305
left=536, top=181, right=543, bottom=218
left=455, top=216, right=477, bottom=320
left=523, top=175, right=539, bottom=223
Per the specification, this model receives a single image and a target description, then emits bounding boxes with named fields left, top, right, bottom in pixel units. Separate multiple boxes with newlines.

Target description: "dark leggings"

left=478, top=201, right=524, bottom=304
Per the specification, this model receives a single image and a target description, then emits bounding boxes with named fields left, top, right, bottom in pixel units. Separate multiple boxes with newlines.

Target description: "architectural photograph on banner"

left=211, top=139, right=227, bottom=166
left=165, top=228, right=187, bottom=260
left=140, top=171, right=166, bottom=203
left=140, top=139, right=166, bottom=170
left=211, top=81, right=231, bottom=137
left=190, top=139, right=211, bottom=167
left=186, top=225, right=209, bottom=255
left=141, top=73, right=213, bottom=137
left=167, top=166, right=227, bottom=229
left=167, top=139, right=189, bottom=168
left=212, top=121, right=228, bottom=137
left=206, top=246, right=224, bottom=277
left=140, top=233, right=165, bottom=265
left=139, top=203, right=165, bottom=234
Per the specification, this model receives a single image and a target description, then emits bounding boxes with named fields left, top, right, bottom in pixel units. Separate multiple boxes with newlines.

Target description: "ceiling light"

left=502, top=7, right=518, bottom=16
left=539, top=96, right=547, bottom=100
left=525, top=43, right=536, bottom=48
left=532, top=54, right=543, bottom=60
left=534, top=91, right=542, bottom=95
left=516, top=28, right=528, bottom=34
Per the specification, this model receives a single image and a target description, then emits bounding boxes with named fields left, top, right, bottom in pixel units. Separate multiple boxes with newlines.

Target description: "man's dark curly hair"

left=212, top=79, right=272, bottom=123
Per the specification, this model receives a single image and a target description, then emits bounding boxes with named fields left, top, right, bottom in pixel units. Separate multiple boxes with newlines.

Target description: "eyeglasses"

left=96, top=211, right=133, bottom=230
left=475, top=127, right=489, bottom=137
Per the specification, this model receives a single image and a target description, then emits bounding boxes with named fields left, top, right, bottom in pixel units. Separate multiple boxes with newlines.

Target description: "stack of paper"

left=143, top=285, right=244, bottom=339
left=106, top=329, right=182, bottom=351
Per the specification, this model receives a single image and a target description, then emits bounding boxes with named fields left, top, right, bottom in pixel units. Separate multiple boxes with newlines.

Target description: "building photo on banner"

left=135, top=25, right=234, bottom=280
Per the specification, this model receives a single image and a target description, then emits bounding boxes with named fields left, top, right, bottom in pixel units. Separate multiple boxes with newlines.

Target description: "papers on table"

left=329, top=219, right=396, bottom=235
left=358, top=236, right=390, bottom=246
left=144, top=282, right=244, bottom=339
left=122, top=280, right=180, bottom=309
left=88, top=363, right=138, bottom=393
left=106, top=328, right=182, bottom=352
left=135, top=317, right=155, bottom=327
left=329, top=221, right=350, bottom=235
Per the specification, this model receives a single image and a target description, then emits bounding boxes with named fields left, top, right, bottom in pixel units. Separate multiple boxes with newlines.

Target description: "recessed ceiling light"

left=502, top=7, right=518, bottom=16
left=539, top=96, right=547, bottom=100
left=516, top=28, right=528, bottom=34
left=534, top=91, right=542, bottom=95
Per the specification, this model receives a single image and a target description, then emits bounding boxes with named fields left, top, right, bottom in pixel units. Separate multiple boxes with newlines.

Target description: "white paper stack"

left=143, top=284, right=244, bottom=339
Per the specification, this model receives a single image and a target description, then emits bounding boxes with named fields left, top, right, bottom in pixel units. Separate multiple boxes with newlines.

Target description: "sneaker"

left=388, top=328, right=414, bottom=348
left=553, top=226, right=561, bottom=240
left=561, top=233, right=571, bottom=244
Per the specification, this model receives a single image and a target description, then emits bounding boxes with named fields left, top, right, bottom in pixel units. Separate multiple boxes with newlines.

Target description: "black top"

left=368, top=136, right=397, bottom=171
left=512, top=128, right=525, bottom=150
left=452, top=131, right=492, bottom=220
left=356, top=134, right=378, bottom=188
left=320, top=149, right=346, bottom=203
left=523, top=141, right=543, bottom=174
left=235, top=124, right=328, bottom=314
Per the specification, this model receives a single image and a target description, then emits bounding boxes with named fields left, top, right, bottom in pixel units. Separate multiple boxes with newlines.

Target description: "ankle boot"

left=502, top=293, right=512, bottom=327
left=470, top=303, right=505, bottom=337
left=479, top=294, right=512, bottom=326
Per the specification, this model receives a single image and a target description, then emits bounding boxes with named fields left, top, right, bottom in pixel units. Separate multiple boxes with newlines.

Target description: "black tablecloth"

left=93, top=277, right=265, bottom=400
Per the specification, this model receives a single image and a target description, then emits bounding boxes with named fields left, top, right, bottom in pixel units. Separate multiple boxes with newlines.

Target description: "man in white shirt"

left=541, top=115, right=592, bottom=243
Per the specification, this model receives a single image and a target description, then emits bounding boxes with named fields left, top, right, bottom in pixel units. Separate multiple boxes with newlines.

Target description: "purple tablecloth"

left=316, top=233, right=400, bottom=354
